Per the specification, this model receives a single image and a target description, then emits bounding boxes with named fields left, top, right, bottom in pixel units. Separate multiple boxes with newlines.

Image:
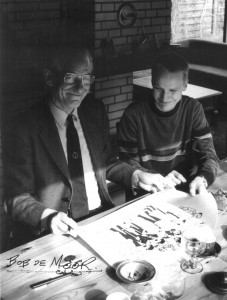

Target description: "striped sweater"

left=118, top=96, right=219, bottom=186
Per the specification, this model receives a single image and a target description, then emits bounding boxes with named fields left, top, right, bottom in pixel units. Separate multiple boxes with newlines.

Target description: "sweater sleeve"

left=191, top=102, right=220, bottom=186
left=117, top=104, right=150, bottom=172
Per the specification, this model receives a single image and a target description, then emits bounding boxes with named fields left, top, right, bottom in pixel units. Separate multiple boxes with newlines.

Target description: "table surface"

left=133, top=76, right=222, bottom=100
left=1, top=160, right=227, bottom=300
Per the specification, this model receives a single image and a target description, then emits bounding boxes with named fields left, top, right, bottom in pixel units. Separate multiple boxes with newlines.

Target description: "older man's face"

left=53, top=54, right=93, bottom=113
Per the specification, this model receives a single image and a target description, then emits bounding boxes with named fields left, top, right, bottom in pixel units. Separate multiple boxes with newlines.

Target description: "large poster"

left=79, top=190, right=218, bottom=269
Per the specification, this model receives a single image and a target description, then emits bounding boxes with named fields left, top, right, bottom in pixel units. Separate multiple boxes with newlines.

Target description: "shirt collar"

left=70, top=109, right=78, bottom=120
left=49, top=102, right=78, bottom=126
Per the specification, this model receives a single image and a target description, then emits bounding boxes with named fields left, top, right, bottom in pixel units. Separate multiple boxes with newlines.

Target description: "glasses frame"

left=64, top=72, right=95, bottom=86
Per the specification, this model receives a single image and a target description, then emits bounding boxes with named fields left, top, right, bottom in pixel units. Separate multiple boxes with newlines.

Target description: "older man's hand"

left=48, top=212, right=78, bottom=237
left=41, top=209, right=78, bottom=237
left=132, top=170, right=175, bottom=193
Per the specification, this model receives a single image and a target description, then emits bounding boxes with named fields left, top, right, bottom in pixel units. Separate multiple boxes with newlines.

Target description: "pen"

left=30, top=273, right=72, bottom=289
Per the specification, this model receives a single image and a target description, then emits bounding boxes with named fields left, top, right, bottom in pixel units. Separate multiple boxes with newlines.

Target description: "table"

left=1, top=160, right=227, bottom=300
left=133, top=76, right=222, bottom=125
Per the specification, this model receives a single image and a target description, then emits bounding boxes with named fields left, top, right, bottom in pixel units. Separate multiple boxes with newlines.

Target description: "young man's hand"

left=189, top=176, right=208, bottom=196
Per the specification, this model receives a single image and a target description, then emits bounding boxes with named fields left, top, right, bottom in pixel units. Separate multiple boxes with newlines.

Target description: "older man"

left=3, top=45, right=172, bottom=247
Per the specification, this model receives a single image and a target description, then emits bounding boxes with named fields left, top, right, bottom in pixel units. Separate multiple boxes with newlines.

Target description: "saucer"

left=116, top=259, right=156, bottom=284
left=204, top=272, right=227, bottom=294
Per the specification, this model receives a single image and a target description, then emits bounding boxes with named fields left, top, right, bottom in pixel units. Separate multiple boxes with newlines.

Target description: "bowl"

left=116, top=259, right=156, bottom=284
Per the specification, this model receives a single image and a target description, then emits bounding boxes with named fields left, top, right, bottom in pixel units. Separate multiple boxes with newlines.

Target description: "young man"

left=118, top=52, right=219, bottom=197
left=2, top=45, right=173, bottom=247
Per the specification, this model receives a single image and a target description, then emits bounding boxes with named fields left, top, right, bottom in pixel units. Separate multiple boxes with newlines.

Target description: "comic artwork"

left=79, top=190, right=218, bottom=269
left=109, top=203, right=186, bottom=253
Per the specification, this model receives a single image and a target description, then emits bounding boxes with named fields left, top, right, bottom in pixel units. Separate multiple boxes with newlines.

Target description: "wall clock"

left=118, top=3, right=137, bottom=28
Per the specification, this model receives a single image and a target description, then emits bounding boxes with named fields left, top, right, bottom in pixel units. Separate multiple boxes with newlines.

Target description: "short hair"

left=46, top=44, right=93, bottom=74
left=152, top=52, right=189, bottom=82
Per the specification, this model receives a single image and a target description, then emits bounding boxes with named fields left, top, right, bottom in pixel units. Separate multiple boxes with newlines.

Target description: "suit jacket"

left=3, top=94, right=136, bottom=246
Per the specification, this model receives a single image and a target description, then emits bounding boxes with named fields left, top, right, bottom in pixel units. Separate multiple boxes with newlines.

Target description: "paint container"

left=106, top=292, right=130, bottom=300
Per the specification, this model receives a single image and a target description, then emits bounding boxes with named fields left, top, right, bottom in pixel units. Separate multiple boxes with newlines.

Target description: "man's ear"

left=44, top=68, right=54, bottom=87
left=182, top=73, right=188, bottom=91
left=183, top=81, right=188, bottom=91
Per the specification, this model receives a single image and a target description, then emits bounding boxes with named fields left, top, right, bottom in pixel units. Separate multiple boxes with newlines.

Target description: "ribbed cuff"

left=196, top=171, right=215, bottom=187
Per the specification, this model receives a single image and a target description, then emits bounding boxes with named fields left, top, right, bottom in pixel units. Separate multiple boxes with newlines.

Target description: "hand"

left=48, top=212, right=78, bottom=237
left=133, top=170, right=175, bottom=193
left=189, top=176, right=208, bottom=196
left=166, top=170, right=187, bottom=186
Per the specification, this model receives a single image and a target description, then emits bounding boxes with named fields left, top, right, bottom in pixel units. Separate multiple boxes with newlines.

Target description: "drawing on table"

left=110, top=204, right=185, bottom=252
left=179, top=206, right=203, bottom=219
left=79, top=190, right=218, bottom=268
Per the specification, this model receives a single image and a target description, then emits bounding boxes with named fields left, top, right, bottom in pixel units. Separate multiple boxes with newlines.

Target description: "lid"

left=204, top=272, right=227, bottom=294
left=106, top=292, right=130, bottom=300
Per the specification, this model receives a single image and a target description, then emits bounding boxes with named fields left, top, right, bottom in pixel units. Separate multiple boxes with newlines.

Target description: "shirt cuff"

left=131, top=170, right=142, bottom=195
left=40, top=208, right=58, bottom=234
left=132, top=170, right=141, bottom=187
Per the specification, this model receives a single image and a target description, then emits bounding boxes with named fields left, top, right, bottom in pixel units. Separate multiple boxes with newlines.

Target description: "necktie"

left=66, top=114, right=89, bottom=219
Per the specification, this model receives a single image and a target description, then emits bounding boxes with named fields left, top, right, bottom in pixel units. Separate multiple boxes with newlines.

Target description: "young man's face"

left=53, top=53, right=93, bottom=113
left=152, top=70, right=187, bottom=112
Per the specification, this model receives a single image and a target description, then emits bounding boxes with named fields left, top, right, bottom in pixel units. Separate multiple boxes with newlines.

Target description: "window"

left=171, top=0, right=226, bottom=43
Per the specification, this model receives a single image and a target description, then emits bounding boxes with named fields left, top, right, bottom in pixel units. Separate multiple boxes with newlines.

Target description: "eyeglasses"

left=64, top=73, right=95, bottom=85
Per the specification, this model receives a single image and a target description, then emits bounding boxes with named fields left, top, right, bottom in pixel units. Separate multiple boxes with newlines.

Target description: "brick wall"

left=0, top=0, right=171, bottom=253
left=93, top=0, right=171, bottom=135
left=95, top=73, right=133, bottom=135
left=94, top=0, right=171, bottom=56
left=0, top=0, right=62, bottom=47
